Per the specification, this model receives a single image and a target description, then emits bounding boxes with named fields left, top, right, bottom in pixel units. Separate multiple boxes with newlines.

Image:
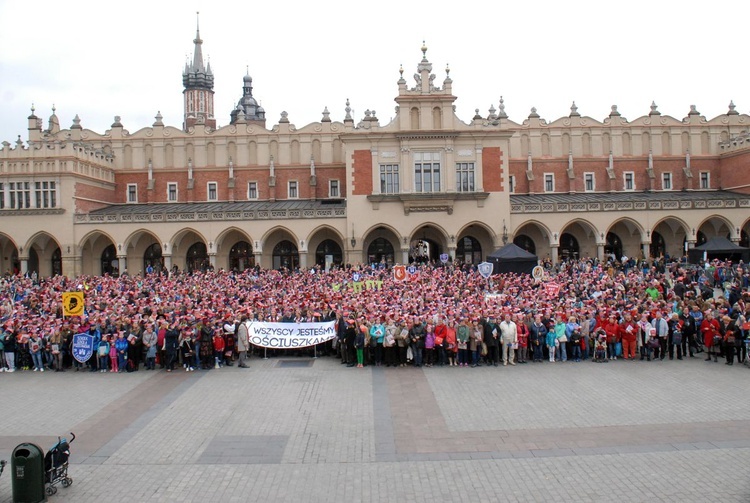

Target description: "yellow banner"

left=62, top=291, right=84, bottom=317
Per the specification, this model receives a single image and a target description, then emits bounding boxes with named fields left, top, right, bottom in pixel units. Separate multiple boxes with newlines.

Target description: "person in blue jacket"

left=114, top=332, right=129, bottom=373
left=87, top=323, right=101, bottom=372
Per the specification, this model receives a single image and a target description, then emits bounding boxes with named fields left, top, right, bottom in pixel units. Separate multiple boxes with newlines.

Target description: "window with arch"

left=273, top=240, right=299, bottom=270
left=229, top=241, right=254, bottom=271
left=367, top=238, right=394, bottom=266
left=605, top=232, right=623, bottom=262
left=51, top=247, right=62, bottom=276
left=316, top=239, right=343, bottom=268
left=456, top=236, right=482, bottom=264
left=513, top=235, right=536, bottom=254
left=101, top=244, right=117, bottom=276
left=143, top=243, right=163, bottom=273
left=186, top=242, right=208, bottom=272
left=410, top=107, right=420, bottom=129
left=650, top=231, right=666, bottom=258
left=559, top=233, right=579, bottom=261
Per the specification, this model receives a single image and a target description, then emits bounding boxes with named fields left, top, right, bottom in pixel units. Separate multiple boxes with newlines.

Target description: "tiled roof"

left=89, top=199, right=346, bottom=215
left=510, top=190, right=746, bottom=204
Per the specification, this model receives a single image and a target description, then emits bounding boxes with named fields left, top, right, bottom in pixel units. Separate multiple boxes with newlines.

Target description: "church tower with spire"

left=230, top=68, right=266, bottom=127
left=182, top=12, right=216, bottom=131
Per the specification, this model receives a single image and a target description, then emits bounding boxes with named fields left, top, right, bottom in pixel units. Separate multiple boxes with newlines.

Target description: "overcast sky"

left=1, top=0, right=747, bottom=144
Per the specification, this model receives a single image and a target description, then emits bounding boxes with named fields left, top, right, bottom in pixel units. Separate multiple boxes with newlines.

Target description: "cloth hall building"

left=1, top=28, right=749, bottom=278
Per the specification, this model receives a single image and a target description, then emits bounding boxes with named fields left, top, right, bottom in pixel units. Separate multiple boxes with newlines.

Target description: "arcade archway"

left=25, top=232, right=62, bottom=277
left=408, top=224, right=448, bottom=264
left=273, top=240, right=299, bottom=270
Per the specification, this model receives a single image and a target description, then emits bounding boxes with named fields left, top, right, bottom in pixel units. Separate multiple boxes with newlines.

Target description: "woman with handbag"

left=721, top=315, right=739, bottom=366
left=396, top=322, right=410, bottom=367
left=700, top=311, right=721, bottom=363
left=469, top=320, right=483, bottom=367
left=736, top=310, right=749, bottom=363
left=180, top=328, right=195, bottom=372
left=383, top=317, right=398, bottom=367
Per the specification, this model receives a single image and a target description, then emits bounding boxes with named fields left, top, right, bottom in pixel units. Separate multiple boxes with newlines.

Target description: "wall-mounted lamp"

left=553, top=233, right=558, bottom=241
left=692, top=228, right=696, bottom=236
left=67, top=246, right=70, bottom=253
left=209, top=242, right=213, bottom=250
left=450, top=235, right=455, bottom=243
left=502, top=220, right=508, bottom=245
left=300, top=240, right=305, bottom=248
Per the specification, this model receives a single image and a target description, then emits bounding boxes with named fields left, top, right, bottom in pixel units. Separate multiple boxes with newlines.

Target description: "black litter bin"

left=11, top=443, right=46, bottom=503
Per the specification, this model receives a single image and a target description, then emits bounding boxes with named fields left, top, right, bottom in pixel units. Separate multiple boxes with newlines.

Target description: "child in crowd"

left=181, top=329, right=195, bottom=372
left=646, top=328, right=660, bottom=361
left=29, top=331, right=44, bottom=372
left=115, top=332, right=129, bottom=373
left=595, top=334, right=608, bottom=363
left=424, top=322, right=435, bottom=367
left=213, top=329, right=225, bottom=369
left=97, top=337, right=110, bottom=373
left=109, top=335, right=118, bottom=372
left=354, top=320, right=365, bottom=368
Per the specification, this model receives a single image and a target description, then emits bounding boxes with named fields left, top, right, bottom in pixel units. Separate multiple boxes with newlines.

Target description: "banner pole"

left=263, top=347, right=268, bottom=360
left=313, top=345, right=318, bottom=359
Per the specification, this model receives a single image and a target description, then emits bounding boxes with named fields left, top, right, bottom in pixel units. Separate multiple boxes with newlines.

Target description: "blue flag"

left=72, top=333, right=95, bottom=363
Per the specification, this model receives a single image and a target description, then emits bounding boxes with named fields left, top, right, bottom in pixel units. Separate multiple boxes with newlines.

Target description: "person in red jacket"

left=434, top=316, right=448, bottom=366
left=604, top=313, right=620, bottom=360
left=618, top=312, right=639, bottom=360
left=700, top=311, right=721, bottom=363
left=516, top=314, right=529, bottom=364
left=213, top=329, right=225, bottom=369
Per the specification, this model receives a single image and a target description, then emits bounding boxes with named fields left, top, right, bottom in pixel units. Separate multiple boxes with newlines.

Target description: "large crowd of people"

left=0, top=256, right=748, bottom=374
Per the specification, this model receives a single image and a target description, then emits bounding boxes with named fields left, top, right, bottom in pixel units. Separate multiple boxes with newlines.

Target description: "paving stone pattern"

left=0, top=357, right=749, bottom=502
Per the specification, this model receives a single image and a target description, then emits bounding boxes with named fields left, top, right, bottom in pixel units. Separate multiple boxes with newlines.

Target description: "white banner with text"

left=247, top=320, right=336, bottom=349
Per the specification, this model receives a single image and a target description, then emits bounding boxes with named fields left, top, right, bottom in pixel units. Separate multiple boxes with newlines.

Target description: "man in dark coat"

left=482, top=314, right=500, bottom=366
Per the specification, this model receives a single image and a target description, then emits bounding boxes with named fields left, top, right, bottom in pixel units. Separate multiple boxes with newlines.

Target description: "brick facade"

left=351, top=150, right=372, bottom=196
left=509, top=157, right=726, bottom=194
left=481, top=147, right=503, bottom=192
left=719, top=150, right=750, bottom=194
left=74, top=182, right=115, bottom=212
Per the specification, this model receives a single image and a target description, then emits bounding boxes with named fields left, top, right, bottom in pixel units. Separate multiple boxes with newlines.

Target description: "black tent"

left=687, top=237, right=750, bottom=264
left=487, top=243, right=539, bottom=274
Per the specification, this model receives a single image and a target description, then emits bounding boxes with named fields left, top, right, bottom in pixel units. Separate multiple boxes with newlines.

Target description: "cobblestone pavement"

left=0, top=357, right=749, bottom=502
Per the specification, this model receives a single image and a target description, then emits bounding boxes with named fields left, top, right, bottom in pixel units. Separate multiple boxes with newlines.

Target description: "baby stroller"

left=44, top=432, right=75, bottom=496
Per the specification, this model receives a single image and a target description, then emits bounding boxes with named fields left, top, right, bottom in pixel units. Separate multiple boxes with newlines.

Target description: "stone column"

left=163, top=255, right=172, bottom=271
left=448, top=246, right=456, bottom=261
left=402, top=249, right=409, bottom=265
left=20, top=259, right=28, bottom=275
left=253, top=252, right=262, bottom=268
left=208, top=253, right=217, bottom=269
left=299, top=253, right=308, bottom=269
left=117, top=255, right=127, bottom=274
left=596, top=244, right=605, bottom=262
left=62, top=255, right=82, bottom=278
left=641, top=242, right=651, bottom=260
left=550, top=245, right=559, bottom=265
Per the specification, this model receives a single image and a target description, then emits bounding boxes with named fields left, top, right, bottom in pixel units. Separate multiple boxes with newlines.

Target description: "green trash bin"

left=11, top=443, right=46, bottom=503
